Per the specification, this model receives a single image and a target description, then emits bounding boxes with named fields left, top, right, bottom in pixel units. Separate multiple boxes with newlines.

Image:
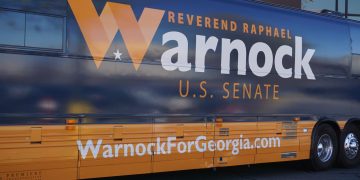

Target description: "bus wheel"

left=310, top=124, right=338, bottom=170
left=338, top=124, right=360, bottom=168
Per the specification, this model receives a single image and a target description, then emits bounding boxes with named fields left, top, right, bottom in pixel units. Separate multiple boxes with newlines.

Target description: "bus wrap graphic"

left=69, top=0, right=316, bottom=80
left=77, top=136, right=281, bottom=159
left=68, top=0, right=164, bottom=69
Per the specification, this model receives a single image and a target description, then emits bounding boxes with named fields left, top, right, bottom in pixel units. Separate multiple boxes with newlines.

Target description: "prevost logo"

left=68, top=0, right=316, bottom=80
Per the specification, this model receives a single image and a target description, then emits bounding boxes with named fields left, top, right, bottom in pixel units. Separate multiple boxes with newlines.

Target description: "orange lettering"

left=187, top=14, right=194, bottom=25
left=168, top=11, right=175, bottom=23
left=205, top=17, right=211, bottom=28
left=243, top=23, right=249, bottom=33
left=197, top=16, right=202, bottom=27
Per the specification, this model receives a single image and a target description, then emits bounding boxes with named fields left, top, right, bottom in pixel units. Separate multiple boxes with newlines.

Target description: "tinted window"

left=348, top=0, right=360, bottom=14
left=350, top=23, right=360, bottom=54
left=302, top=0, right=336, bottom=12
left=25, top=14, right=64, bottom=49
left=348, top=0, right=360, bottom=21
left=301, top=0, right=360, bottom=21
left=257, top=0, right=301, bottom=8
left=0, top=0, right=67, bottom=16
left=349, top=16, right=360, bottom=21
left=351, top=55, right=360, bottom=76
left=0, top=10, right=25, bottom=46
left=350, top=24, right=360, bottom=76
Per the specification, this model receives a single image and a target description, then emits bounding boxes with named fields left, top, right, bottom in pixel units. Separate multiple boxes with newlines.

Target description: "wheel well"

left=312, top=120, right=341, bottom=143
left=346, top=118, right=360, bottom=130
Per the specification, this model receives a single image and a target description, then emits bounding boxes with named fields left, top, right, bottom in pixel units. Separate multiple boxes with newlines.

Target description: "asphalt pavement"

left=99, top=161, right=360, bottom=180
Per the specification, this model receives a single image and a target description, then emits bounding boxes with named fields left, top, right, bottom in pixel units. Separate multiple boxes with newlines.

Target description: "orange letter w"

left=68, top=0, right=164, bottom=70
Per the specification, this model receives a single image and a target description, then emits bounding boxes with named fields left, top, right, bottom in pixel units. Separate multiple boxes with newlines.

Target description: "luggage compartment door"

left=255, top=117, right=300, bottom=163
left=152, top=116, right=211, bottom=172
left=78, top=117, right=153, bottom=179
left=0, top=117, right=79, bottom=180
left=213, top=116, right=257, bottom=167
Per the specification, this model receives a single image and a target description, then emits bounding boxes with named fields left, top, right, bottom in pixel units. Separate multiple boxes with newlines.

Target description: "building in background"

left=260, top=0, right=360, bottom=21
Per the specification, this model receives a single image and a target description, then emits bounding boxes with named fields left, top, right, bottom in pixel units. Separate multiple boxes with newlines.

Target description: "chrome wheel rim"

left=344, top=133, right=359, bottom=160
left=317, top=134, right=333, bottom=162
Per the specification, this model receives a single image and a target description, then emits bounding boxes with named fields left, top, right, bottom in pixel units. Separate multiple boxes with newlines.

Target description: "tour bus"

left=0, top=0, right=360, bottom=179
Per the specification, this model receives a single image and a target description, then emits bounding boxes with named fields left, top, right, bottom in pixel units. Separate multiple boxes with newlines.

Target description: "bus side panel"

left=0, top=125, right=78, bottom=180
left=212, top=118, right=315, bottom=166
left=255, top=120, right=315, bottom=163
left=78, top=122, right=153, bottom=179
left=152, top=118, right=213, bottom=173
left=213, top=118, right=257, bottom=167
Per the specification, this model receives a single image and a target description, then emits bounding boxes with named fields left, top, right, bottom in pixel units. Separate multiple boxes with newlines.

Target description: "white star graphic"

left=113, top=50, right=122, bottom=61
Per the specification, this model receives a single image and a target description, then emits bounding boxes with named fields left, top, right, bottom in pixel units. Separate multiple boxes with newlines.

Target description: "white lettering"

left=161, top=31, right=191, bottom=72
left=135, top=143, right=146, bottom=156
left=275, top=45, right=293, bottom=78
left=103, top=144, right=113, bottom=158
left=295, top=36, right=316, bottom=80
left=195, top=35, right=218, bottom=72
left=77, top=139, right=102, bottom=159
left=249, top=42, right=273, bottom=77
left=160, top=33, right=316, bottom=80
left=167, top=137, right=177, bottom=154
left=221, top=38, right=247, bottom=75
left=195, top=136, right=207, bottom=152
left=76, top=136, right=281, bottom=159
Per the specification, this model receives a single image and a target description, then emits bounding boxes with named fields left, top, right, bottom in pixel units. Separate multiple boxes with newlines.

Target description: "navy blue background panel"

left=0, top=0, right=358, bottom=121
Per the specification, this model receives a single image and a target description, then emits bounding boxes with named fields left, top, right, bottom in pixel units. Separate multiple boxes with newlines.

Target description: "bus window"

left=351, top=55, right=360, bottom=76
left=302, top=0, right=336, bottom=13
left=0, top=0, right=67, bottom=16
left=0, top=11, right=25, bottom=46
left=25, top=14, right=64, bottom=50
left=347, top=0, right=360, bottom=21
left=256, top=0, right=301, bottom=8
left=349, top=17, right=360, bottom=21
left=0, top=9, right=64, bottom=51
left=350, top=24, right=360, bottom=76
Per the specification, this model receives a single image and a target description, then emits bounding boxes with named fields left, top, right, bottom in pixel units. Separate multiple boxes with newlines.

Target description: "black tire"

left=309, top=124, right=338, bottom=171
left=338, top=124, right=360, bottom=168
